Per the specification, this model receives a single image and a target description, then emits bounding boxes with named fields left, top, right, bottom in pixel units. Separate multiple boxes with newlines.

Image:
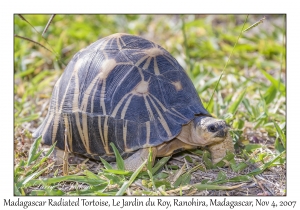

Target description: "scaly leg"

left=208, top=133, right=234, bottom=164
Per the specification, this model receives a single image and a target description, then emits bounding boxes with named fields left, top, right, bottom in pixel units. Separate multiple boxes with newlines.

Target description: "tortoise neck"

left=176, top=121, right=194, bottom=145
left=176, top=119, right=207, bottom=147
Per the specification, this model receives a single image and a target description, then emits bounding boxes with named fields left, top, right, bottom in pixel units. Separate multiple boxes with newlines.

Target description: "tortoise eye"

left=208, top=125, right=217, bottom=132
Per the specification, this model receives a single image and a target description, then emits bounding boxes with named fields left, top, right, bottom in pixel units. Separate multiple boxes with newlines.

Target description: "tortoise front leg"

left=123, top=147, right=157, bottom=171
left=207, top=133, right=234, bottom=164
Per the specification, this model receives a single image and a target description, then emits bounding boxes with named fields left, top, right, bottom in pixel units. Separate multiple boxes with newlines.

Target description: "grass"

left=14, top=14, right=286, bottom=196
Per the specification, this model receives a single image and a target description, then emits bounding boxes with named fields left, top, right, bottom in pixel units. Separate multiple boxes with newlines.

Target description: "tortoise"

left=33, top=33, right=234, bottom=171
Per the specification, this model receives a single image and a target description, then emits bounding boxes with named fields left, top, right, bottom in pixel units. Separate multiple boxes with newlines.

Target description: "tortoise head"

left=187, top=115, right=229, bottom=146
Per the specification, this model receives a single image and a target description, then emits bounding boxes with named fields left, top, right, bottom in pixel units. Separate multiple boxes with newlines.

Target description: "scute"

left=33, top=33, right=209, bottom=161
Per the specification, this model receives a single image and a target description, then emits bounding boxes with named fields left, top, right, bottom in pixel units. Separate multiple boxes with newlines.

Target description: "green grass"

left=14, top=14, right=286, bottom=196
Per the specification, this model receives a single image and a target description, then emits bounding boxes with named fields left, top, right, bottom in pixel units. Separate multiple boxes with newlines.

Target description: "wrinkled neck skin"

left=176, top=115, right=227, bottom=147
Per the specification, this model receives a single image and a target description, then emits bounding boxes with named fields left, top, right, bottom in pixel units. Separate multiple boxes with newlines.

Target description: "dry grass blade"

left=253, top=176, right=271, bottom=195
left=18, top=14, right=40, bottom=34
left=14, top=34, right=53, bottom=53
left=166, top=185, right=190, bottom=194
left=171, top=163, right=186, bottom=182
left=193, top=183, right=246, bottom=191
left=243, top=16, right=266, bottom=32
left=16, top=14, right=59, bottom=59
left=206, top=15, right=249, bottom=109
left=158, top=186, right=168, bottom=195
left=42, top=14, right=56, bottom=37
left=63, top=129, right=69, bottom=176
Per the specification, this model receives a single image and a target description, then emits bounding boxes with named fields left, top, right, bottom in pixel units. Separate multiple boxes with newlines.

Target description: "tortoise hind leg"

left=123, top=147, right=157, bottom=171
left=156, top=138, right=197, bottom=157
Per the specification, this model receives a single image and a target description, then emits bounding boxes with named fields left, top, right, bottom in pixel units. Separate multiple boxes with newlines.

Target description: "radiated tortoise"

left=33, top=33, right=234, bottom=171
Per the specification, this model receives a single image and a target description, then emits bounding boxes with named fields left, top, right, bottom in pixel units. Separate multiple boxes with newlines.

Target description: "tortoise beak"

left=215, top=129, right=227, bottom=138
left=214, top=124, right=229, bottom=138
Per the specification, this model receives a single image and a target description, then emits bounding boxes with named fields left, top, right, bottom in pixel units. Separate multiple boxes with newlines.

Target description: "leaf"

left=193, top=183, right=245, bottom=190
left=227, top=175, right=252, bottom=182
left=216, top=171, right=227, bottom=181
left=27, top=136, right=42, bottom=166
left=102, top=169, right=131, bottom=175
left=273, top=121, right=286, bottom=148
left=116, top=159, right=147, bottom=196
left=180, top=173, right=191, bottom=186
left=84, top=170, right=101, bottom=180
left=147, top=147, right=153, bottom=175
left=152, top=156, right=171, bottom=174
left=202, top=150, right=213, bottom=169
left=184, top=155, right=193, bottom=163
left=16, top=162, right=54, bottom=188
left=100, top=157, right=113, bottom=170
left=23, top=174, right=107, bottom=187
left=101, top=173, right=123, bottom=184
left=154, top=172, right=169, bottom=179
left=147, top=169, right=157, bottom=190
left=275, top=137, right=285, bottom=153
left=110, top=142, right=125, bottom=170
left=231, top=162, right=248, bottom=172
left=30, top=189, right=64, bottom=196
left=154, top=180, right=171, bottom=189
left=174, top=164, right=203, bottom=188
left=173, top=176, right=183, bottom=188
left=68, top=183, right=108, bottom=195
left=212, top=174, right=251, bottom=184
left=248, top=151, right=285, bottom=176
left=242, top=99, right=254, bottom=117
left=214, top=151, right=235, bottom=168
left=14, top=184, right=21, bottom=196
left=15, top=114, right=40, bottom=124
left=227, top=89, right=247, bottom=116
left=44, top=142, right=57, bottom=157
left=32, top=151, right=43, bottom=162
left=260, top=69, right=286, bottom=95
left=264, top=85, right=277, bottom=105
left=14, top=68, right=35, bottom=78
left=24, top=142, right=57, bottom=177
left=254, top=113, right=268, bottom=129
left=245, top=144, right=262, bottom=152
left=146, top=148, right=156, bottom=190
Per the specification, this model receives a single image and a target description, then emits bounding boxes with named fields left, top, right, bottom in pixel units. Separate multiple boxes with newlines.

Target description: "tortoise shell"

left=33, top=33, right=209, bottom=161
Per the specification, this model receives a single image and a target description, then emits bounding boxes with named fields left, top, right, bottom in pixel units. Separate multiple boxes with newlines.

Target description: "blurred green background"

left=14, top=14, right=286, bottom=140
